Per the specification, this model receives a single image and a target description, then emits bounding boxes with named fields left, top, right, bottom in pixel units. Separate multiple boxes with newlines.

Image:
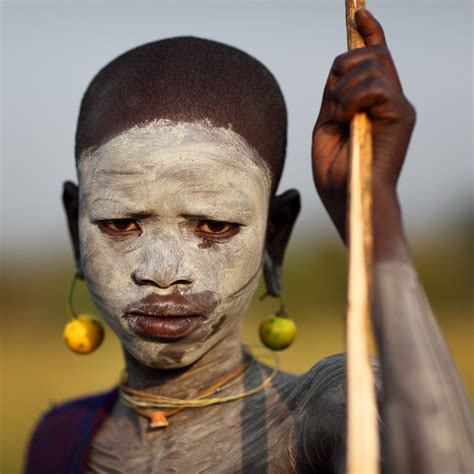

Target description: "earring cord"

left=67, top=273, right=78, bottom=319
left=276, top=298, right=288, bottom=317
left=259, top=291, right=288, bottom=318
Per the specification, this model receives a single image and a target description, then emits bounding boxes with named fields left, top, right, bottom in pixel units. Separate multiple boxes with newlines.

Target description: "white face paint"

left=78, top=120, right=272, bottom=368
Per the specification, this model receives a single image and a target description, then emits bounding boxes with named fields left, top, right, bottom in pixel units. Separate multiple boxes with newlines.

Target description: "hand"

left=312, top=9, right=416, bottom=244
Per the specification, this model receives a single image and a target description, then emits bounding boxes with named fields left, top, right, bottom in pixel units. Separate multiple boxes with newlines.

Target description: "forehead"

left=78, top=120, right=272, bottom=199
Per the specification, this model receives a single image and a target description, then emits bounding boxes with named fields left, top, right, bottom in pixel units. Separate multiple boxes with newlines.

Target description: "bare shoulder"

left=279, top=354, right=382, bottom=472
left=296, top=353, right=382, bottom=402
left=270, top=353, right=382, bottom=414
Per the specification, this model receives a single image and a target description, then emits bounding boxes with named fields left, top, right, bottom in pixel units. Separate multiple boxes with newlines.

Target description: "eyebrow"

left=94, top=168, right=145, bottom=177
left=184, top=189, right=256, bottom=208
left=181, top=192, right=257, bottom=220
left=87, top=197, right=256, bottom=222
left=181, top=208, right=252, bottom=223
left=87, top=198, right=154, bottom=218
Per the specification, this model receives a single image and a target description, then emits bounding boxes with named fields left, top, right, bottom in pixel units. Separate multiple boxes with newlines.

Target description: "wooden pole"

left=344, top=1, right=379, bottom=473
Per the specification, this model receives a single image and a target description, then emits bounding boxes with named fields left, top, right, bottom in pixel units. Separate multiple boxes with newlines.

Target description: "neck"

left=123, top=336, right=247, bottom=399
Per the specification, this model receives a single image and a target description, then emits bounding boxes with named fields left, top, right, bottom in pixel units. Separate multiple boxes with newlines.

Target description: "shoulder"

left=293, top=354, right=382, bottom=472
left=297, top=354, right=348, bottom=438
left=298, top=353, right=382, bottom=406
left=25, top=388, right=118, bottom=474
left=298, top=353, right=347, bottom=408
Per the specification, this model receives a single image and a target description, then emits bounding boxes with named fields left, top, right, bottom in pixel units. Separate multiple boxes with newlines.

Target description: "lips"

left=123, top=291, right=217, bottom=340
left=125, top=313, right=205, bottom=339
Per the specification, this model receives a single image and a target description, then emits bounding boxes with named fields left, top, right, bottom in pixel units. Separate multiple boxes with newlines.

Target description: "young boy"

left=26, top=9, right=473, bottom=473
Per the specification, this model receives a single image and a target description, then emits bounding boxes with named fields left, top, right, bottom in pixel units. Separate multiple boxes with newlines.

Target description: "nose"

left=132, top=271, right=193, bottom=289
left=131, top=234, right=194, bottom=290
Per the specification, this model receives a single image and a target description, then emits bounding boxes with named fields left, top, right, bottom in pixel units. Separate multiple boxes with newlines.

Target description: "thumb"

left=355, top=9, right=387, bottom=47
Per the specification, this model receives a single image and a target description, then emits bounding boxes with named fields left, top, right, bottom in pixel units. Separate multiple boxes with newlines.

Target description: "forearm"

left=371, top=196, right=474, bottom=472
left=372, top=186, right=409, bottom=263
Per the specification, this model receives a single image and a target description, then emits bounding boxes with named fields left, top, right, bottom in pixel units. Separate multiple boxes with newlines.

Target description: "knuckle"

left=332, top=53, right=347, bottom=73
left=361, top=58, right=381, bottom=72
left=364, top=45, right=393, bottom=70
left=365, top=75, right=383, bottom=90
left=372, top=44, right=390, bottom=58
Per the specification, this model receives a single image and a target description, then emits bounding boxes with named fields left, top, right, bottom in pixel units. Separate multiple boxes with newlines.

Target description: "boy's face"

left=77, top=121, right=272, bottom=368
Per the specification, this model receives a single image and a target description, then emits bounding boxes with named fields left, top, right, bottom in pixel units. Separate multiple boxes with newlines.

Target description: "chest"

left=87, top=392, right=297, bottom=473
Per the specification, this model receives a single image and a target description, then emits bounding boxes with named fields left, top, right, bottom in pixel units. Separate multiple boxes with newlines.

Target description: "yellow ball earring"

left=259, top=298, right=297, bottom=351
left=63, top=273, right=104, bottom=354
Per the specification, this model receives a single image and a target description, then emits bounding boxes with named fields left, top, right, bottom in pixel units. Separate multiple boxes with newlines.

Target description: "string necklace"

left=119, top=344, right=279, bottom=428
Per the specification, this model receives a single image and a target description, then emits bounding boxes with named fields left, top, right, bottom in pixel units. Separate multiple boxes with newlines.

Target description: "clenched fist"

left=312, top=9, right=415, bottom=258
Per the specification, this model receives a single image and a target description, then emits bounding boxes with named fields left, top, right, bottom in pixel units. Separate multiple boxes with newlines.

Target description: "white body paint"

left=78, top=120, right=272, bottom=368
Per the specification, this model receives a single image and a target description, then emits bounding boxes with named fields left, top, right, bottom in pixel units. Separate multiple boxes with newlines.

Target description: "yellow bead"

left=63, top=315, right=104, bottom=354
left=259, top=315, right=296, bottom=351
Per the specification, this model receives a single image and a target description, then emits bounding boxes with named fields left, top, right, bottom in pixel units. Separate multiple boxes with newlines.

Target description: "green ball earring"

left=63, top=272, right=104, bottom=354
left=259, top=297, right=297, bottom=351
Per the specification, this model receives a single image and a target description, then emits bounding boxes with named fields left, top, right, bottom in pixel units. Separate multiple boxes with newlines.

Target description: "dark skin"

left=312, top=9, right=415, bottom=263
left=58, top=10, right=473, bottom=473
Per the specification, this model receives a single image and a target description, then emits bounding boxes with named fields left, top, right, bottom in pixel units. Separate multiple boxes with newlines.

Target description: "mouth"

left=122, top=292, right=216, bottom=341
left=124, top=311, right=206, bottom=339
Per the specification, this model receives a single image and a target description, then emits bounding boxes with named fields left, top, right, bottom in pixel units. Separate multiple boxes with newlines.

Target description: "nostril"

left=131, top=272, right=157, bottom=287
left=174, top=279, right=192, bottom=286
left=131, top=272, right=193, bottom=288
left=131, top=272, right=147, bottom=286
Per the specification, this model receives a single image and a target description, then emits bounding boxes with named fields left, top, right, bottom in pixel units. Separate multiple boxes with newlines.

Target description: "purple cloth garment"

left=25, top=388, right=118, bottom=474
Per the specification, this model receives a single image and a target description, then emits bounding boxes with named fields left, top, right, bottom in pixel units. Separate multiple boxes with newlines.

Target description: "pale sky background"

left=1, top=0, right=473, bottom=260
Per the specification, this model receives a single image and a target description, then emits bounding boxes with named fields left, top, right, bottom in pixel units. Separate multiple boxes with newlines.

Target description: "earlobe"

left=263, top=249, right=283, bottom=297
left=62, top=181, right=83, bottom=279
left=263, top=189, right=301, bottom=297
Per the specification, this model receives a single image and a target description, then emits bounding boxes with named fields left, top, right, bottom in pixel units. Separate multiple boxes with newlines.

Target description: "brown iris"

left=99, top=219, right=141, bottom=235
left=195, top=221, right=240, bottom=239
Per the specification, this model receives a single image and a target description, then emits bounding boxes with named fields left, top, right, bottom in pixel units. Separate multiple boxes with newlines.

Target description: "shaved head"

left=75, top=36, right=287, bottom=189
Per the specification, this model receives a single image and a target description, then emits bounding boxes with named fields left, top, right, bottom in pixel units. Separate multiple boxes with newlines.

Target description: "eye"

left=195, top=220, right=240, bottom=239
left=98, top=219, right=141, bottom=235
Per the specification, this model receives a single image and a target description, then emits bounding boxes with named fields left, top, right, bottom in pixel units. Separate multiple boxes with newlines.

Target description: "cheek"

left=78, top=218, right=134, bottom=310
left=202, top=226, right=266, bottom=300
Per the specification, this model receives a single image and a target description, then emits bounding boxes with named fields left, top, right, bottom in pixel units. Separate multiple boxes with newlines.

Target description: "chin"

left=120, top=309, right=244, bottom=369
left=123, top=334, right=216, bottom=370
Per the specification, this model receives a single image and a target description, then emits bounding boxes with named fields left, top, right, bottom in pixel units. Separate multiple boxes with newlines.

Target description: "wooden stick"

left=344, top=1, right=379, bottom=473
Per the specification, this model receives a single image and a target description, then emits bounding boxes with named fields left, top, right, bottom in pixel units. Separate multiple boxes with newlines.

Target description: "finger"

left=355, top=9, right=387, bottom=47
left=331, top=47, right=401, bottom=90
left=315, top=69, right=339, bottom=127
left=312, top=123, right=349, bottom=194
left=312, top=122, right=346, bottom=186
left=332, top=76, right=402, bottom=123
left=331, top=59, right=399, bottom=103
left=326, top=152, right=349, bottom=191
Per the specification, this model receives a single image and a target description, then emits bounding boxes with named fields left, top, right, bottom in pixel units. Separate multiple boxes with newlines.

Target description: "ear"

left=62, top=181, right=83, bottom=279
left=263, top=189, right=301, bottom=297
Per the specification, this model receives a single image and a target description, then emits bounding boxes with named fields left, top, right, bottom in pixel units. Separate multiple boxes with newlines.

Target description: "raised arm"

left=312, top=9, right=473, bottom=472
